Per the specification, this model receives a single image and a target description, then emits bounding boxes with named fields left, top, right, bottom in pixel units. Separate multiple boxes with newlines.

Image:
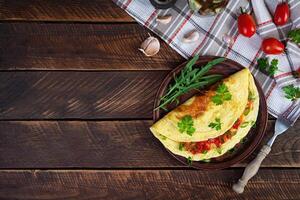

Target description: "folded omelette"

left=150, top=69, right=259, bottom=161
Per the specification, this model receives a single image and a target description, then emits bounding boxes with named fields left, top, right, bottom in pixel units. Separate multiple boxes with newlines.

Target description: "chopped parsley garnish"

left=288, top=28, right=300, bottom=44
left=202, top=150, right=208, bottom=154
left=160, top=135, right=167, bottom=140
left=178, top=115, right=196, bottom=136
left=248, top=91, right=256, bottom=101
left=179, top=143, right=184, bottom=151
left=208, top=118, right=222, bottom=130
left=211, top=83, right=232, bottom=105
left=257, top=58, right=269, bottom=70
left=269, top=59, right=279, bottom=76
left=187, top=156, right=193, bottom=165
left=241, top=121, right=256, bottom=128
left=257, top=57, right=279, bottom=76
left=241, top=137, right=247, bottom=144
left=216, top=148, right=222, bottom=154
left=240, top=121, right=250, bottom=128
left=282, top=84, right=300, bottom=101
left=243, top=108, right=251, bottom=116
left=251, top=120, right=256, bottom=127
left=229, top=147, right=236, bottom=153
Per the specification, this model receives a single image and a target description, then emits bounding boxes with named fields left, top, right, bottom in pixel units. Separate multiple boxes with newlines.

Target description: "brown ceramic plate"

left=153, top=56, right=268, bottom=170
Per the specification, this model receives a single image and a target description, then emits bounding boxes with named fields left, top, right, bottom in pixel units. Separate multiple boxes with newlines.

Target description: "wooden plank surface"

left=0, top=71, right=167, bottom=119
left=1, top=1, right=298, bottom=199
left=0, top=120, right=299, bottom=168
left=0, top=0, right=133, bottom=22
left=0, top=71, right=277, bottom=120
left=0, top=169, right=299, bottom=200
left=0, top=23, right=183, bottom=70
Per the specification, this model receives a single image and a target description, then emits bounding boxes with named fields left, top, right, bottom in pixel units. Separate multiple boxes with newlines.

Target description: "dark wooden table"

left=0, top=1, right=300, bottom=199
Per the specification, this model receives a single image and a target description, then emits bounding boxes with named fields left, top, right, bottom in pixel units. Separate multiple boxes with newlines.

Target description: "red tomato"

left=261, top=38, right=285, bottom=54
left=247, top=101, right=253, bottom=110
left=274, top=2, right=290, bottom=26
left=222, top=134, right=230, bottom=143
left=203, top=142, right=211, bottom=151
left=196, top=142, right=204, bottom=153
left=238, top=8, right=256, bottom=38
left=233, top=118, right=242, bottom=129
left=214, top=139, right=221, bottom=147
left=294, top=68, right=300, bottom=78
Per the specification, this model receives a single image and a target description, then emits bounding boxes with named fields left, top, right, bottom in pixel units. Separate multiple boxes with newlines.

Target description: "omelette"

left=150, top=69, right=259, bottom=161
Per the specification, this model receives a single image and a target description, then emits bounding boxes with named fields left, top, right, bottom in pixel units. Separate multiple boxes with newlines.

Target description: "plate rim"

left=152, top=56, right=268, bottom=170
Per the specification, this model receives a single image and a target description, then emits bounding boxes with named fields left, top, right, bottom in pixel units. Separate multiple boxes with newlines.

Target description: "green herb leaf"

left=211, top=83, right=232, bottom=105
left=211, top=95, right=223, bottom=105
left=186, top=126, right=196, bottom=136
left=160, top=135, right=167, bottom=140
left=187, top=156, right=193, bottom=165
left=179, top=143, right=184, bottom=151
left=257, top=58, right=268, bottom=70
left=282, top=85, right=300, bottom=101
left=257, top=57, right=279, bottom=76
left=288, top=28, right=300, bottom=44
left=202, top=150, right=208, bottom=154
left=243, top=108, right=251, bottom=116
left=177, top=115, right=196, bottom=136
left=216, top=147, right=222, bottom=154
left=240, top=121, right=250, bottom=128
left=241, top=137, right=247, bottom=144
left=270, top=59, right=278, bottom=66
left=209, top=118, right=222, bottom=130
left=217, top=83, right=228, bottom=93
left=248, top=91, right=256, bottom=101
left=229, top=148, right=236, bottom=153
left=251, top=120, right=256, bottom=127
left=269, top=59, right=279, bottom=76
left=157, top=56, right=224, bottom=110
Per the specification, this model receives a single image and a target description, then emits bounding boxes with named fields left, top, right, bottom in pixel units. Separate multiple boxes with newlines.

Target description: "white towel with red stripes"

left=114, top=0, right=300, bottom=125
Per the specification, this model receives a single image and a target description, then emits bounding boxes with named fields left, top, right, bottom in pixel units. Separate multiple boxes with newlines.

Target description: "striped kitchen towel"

left=113, top=0, right=300, bottom=125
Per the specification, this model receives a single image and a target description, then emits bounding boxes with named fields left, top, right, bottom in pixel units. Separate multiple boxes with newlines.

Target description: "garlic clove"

left=156, top=15, right=172, bottom=24
left=182, top=30, right=200, bottom=43
left=139, top=35, right=160, bottom=57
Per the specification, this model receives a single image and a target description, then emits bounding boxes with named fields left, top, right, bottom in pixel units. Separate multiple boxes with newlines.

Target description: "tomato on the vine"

left=261, top=38, right=285, bottom=55
left=238, top=8, right=256, bottom=38
left=274, top=2, right=290, bottom=26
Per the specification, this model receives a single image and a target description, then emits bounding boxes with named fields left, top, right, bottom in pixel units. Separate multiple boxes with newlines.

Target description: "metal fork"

left=232, top=116, right=292, bottom=193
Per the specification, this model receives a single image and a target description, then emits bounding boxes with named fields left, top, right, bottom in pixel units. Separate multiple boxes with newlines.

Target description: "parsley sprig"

left=157, top=55, right=224, bottom=110
left=211, top=83, right=232, bottom=105
left=178, top=115, right=196, bottom=136
left=187, top=156, right=193, bottom=165
left=257, top=57, right=279, bottom=76
left=240, top=121, right=250, bottom=128
left=288, top=28, right=300, bottom=44
left=179, top=143, right=184, bottom=151
left=208, top=118, right=222, bottom=130
left=282, top=85, right=300, bottom=101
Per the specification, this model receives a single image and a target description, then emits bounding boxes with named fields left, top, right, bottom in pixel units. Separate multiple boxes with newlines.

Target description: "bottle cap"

left=149, top=0, right=177, bottom=9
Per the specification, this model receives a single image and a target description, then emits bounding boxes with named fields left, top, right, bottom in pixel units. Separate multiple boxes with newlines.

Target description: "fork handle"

left=232, top=145, right=271, bottom=194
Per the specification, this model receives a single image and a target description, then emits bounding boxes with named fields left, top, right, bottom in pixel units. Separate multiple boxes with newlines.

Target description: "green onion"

left=156, top=56, right=224, bottom=110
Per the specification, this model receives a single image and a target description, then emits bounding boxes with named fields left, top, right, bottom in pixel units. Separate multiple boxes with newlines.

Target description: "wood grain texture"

left=0, top=169, right=299, bottom=200
left=0, top=23, right=183, bottom=70
left=0, top=70, right=277, bottom=120
left=0, top=71, right=167, bottom=119
left=0, top=0, right=133, bottom=22
left=0, top=120, right=299, bottom=168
